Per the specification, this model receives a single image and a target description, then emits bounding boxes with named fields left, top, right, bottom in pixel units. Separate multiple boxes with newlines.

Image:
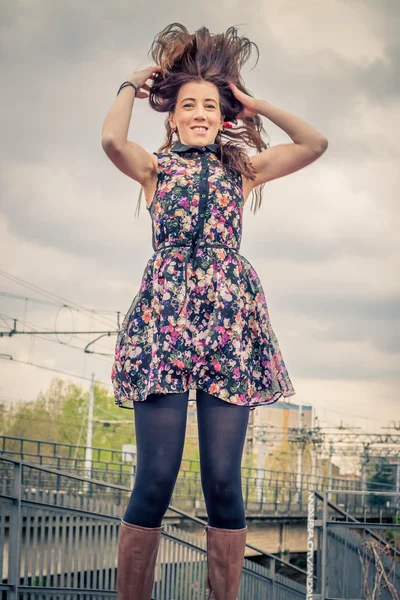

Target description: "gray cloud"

left=1, top=0, right=399, bottom=424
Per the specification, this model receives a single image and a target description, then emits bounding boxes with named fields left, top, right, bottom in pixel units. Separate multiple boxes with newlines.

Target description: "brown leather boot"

left=204, top=524, right=248, bottom=599
left=117, top=519, right=163, bottom=600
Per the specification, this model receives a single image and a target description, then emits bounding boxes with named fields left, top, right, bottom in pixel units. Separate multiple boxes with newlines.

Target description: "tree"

left=367, top=459, right=395, bottom=507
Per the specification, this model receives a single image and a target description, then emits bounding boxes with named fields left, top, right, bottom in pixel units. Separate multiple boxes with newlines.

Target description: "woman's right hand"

left=128, top=65, right=162, bottom=99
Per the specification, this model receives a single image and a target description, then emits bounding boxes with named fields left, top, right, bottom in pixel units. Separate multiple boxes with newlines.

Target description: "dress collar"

left=171, top=142, right=218, bottom=154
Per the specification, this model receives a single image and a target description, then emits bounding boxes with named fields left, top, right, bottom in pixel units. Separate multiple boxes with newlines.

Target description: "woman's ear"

left=168, top=111, right=175, bottom=130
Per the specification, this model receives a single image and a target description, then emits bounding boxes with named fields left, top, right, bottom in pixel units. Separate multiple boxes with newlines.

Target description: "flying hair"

left=136, top=23, right=270, bottom=216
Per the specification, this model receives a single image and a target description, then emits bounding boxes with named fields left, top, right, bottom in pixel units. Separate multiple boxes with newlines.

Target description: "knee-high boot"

left=117, top=519, right=163, bottom=600
left=204, top=524, right=248, bottom=600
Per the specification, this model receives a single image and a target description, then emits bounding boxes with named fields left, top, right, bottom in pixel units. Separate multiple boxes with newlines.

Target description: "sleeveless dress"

left=111, top=142, right=295, bottom=411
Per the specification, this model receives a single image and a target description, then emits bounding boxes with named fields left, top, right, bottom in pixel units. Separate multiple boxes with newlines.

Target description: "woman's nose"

left=193, top=107, right=206, bottom=118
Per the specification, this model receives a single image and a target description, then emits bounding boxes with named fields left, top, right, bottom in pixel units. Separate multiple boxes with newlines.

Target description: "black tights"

left=123, top=390, right=250, bottom=529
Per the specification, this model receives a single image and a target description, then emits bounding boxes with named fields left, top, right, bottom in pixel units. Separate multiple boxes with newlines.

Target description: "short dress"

left=111, top=141, right=296, bottom=411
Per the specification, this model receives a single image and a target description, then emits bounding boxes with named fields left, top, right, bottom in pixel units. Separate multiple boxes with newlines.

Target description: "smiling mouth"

left=191, top=127, right=208, bottom=132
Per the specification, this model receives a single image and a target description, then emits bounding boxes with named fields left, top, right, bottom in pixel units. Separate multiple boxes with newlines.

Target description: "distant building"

left=248, top=401, right=313, bottom=454
left=365, top=456, right=400, bottom=489
left=319, top=458, right=341, bottom=478
left=187, top=399, right=319, bottom=474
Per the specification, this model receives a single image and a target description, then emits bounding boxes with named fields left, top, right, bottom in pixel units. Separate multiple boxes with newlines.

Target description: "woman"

left=102, top=23, right=327, bottom=600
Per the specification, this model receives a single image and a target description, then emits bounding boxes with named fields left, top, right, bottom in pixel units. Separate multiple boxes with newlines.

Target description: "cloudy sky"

left=1, top=0, right=399, bottom=438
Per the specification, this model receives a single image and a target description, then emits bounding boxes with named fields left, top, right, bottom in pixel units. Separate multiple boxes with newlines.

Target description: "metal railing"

left=0, top=456, right=308, bottom=599
left=1, top=435, right=376, bottom=519
left=307, top=489, right=400, bottom=600
left=0, top=435, right=365, bottom=490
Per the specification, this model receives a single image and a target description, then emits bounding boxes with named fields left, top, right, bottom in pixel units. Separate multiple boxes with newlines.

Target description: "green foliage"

left=366, top=458, right=395, bottom=507
left=1, top=377, right=135, bottom=455
left=1, top=378, right=261, bottom=473
left=0, top=403, right=6, bottom=434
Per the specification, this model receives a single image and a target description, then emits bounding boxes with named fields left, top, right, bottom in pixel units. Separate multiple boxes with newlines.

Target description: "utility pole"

left=328, top=441, right=334, bottom=501
left=256, top=409, right=266, bottom=504
left=311, top=408, right=316, bottom=489
left=311, top=444, right=317, bottom=490
left=317, top=446, right=323, bottom=482
left=314, top=413, right=323, bottom=482
left=361, top=443, right=370, bottom=509
left=84, top=373, right=95, bottom=492
left=296, top=404, right=303, bottom=502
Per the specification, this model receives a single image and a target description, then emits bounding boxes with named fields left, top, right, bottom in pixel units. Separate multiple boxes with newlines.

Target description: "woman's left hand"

left=228, top=82, right=259, bottom=119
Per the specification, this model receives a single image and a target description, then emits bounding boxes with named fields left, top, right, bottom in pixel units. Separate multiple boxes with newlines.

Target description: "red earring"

left=223, top=121, right=233, bottom=129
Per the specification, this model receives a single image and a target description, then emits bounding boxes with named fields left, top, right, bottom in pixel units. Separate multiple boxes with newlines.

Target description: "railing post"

left=316, top=514, right=322, bottom=596
left=271, top=557, right=276, bottom=600
left=8, top=461, right=22, bottom=600
left=306, top=490, right=315, bottom=600
left=321, top=492, right=328, bottom=600
left=56, top=464, right=61, bottom=492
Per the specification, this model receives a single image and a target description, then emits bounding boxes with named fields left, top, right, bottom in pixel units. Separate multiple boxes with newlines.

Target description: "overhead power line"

left=0, top=353, right=113, bottom=387
left=0, top=291, right=117, bottom=313
left=0, top=269, right=118, bottom=329
left=0, top=323, right=117, bottom=336
left=0, top=312, right=114, bottom=358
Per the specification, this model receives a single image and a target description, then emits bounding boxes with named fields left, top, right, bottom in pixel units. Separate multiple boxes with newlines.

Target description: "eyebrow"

left=181, top=97, right=217, bottom=103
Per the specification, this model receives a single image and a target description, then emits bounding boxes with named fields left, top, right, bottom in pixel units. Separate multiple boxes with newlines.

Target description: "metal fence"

left=0, top=456, right=307, bottom=599
left=307, top=490, right=400, bottom=600
left=0, top=434, right=364, bottom=490
left=1, top=435, right=377, bottom=519
left=0, top=455, right=318, bottom=518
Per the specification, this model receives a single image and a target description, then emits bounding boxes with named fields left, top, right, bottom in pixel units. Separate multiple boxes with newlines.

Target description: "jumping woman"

left=102, top=23, right=328, bottom=600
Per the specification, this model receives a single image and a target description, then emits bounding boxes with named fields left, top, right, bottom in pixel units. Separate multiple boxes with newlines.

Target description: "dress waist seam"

left=156, top=242, right=239, bottom=252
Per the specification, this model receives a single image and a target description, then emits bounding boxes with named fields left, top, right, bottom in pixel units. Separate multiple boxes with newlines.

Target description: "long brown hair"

left=136, top=23, right=270, bottom=217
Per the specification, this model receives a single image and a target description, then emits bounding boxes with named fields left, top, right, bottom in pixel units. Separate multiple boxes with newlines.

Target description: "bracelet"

left=117, top=81, right=138, bottom=97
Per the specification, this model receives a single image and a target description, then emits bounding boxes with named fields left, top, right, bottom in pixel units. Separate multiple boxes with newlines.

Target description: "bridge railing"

left=307, top=489, right=400, bottom=600
left=0, top=455, right=309, bottom=599
left=0, top=453, right=361, bottom=517
left=0, top=435, right=369, bottom=510
left=0, top=434, right=365, bottom=488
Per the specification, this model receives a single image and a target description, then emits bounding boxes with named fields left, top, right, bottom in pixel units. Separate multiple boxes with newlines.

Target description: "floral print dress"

left=111, top=142, right=295, bottom=411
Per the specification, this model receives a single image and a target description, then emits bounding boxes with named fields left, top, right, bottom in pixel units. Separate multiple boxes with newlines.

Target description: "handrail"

left=314, top=489, right=400, bottom=557
left=0, top=454, right=311, bottom=578
left=3, top=445, right=396, bottom=493
left=0, top=434, right=367, bottom=487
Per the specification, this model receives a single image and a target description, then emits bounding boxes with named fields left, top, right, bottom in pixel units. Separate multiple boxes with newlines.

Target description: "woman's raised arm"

left=101, top=65, right=161, bottom=186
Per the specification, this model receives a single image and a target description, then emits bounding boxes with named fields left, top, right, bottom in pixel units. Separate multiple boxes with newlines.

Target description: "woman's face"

left=169, top=81, right=224, bottom=147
